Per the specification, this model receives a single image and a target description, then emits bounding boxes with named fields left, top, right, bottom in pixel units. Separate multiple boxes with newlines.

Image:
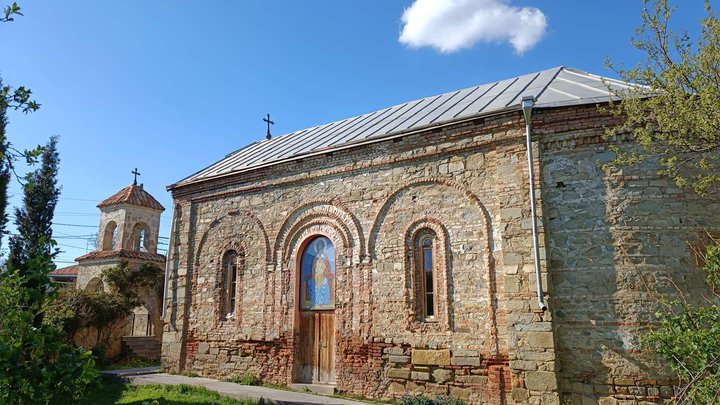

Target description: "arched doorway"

left=296, top=235, right=336, bottom=384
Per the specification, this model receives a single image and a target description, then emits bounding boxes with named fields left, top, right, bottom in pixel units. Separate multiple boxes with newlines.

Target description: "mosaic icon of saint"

left=301, top=237, right=335, bottom=310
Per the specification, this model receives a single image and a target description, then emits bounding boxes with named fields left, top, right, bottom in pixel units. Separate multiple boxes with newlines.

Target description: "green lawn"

left=77, top=382, right=256, bottom=405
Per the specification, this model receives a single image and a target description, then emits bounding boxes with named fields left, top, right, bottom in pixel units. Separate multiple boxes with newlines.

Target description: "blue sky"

left=0, top=0, right=712, bottom=266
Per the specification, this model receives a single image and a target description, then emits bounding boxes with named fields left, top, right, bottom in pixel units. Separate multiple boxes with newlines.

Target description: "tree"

left=0, top=98, right=11, bottom=252
left=0, top=134, right=98, bottom=403
left=642, top=238, right=720, bottom=403
left=0, top=4, right=98, bottom=402
left=0, top=256, right=98, bottom=404
left=7, top=136, right=61, bottom=273
left=606, top=0, right=720, bottom=195
left=608, top=2, right=720, bottom=401
left=1, top=2, right=40, bottom=113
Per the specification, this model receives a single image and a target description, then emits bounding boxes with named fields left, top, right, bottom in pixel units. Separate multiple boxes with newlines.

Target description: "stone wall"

left=535, top=104, right=720, bottom=404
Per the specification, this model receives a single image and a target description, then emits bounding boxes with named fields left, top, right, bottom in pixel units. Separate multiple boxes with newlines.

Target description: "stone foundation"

left=383, top=347, right=511, bottom=403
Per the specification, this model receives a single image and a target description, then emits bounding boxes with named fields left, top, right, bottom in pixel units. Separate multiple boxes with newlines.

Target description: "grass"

left=77, top=382, right=257, bottom=405
left=226, top=374, right=261, bottom=386
left=333, top=392, right=398, bottom=404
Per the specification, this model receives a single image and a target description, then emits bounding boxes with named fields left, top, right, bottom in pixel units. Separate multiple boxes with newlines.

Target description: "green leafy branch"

left=605, top=0, right=720, bottom=195
left=642, top=236, right=720, bottom=403
left=1, top=85, right=40, bottom=113
left=1, top=1, right=21, bottom=22
left=1, top=3, right=41, bottom=113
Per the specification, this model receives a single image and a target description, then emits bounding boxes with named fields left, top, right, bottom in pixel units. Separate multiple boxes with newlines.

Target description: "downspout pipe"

left=522, top=95, right=548, bottom=311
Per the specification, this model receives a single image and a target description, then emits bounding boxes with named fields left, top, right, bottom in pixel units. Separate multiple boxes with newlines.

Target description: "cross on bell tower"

left=263, top=113, right=274, bottom=140
left=132, top=168, right=141, bottom=186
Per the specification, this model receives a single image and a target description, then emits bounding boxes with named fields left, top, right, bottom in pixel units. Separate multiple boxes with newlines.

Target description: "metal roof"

left=172, top=66, right=632, bottom=189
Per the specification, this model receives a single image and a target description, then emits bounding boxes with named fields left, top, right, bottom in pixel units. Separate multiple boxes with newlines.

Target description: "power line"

left=57, top=243, right=89, bottom=250
left=58, top=197, right=101, bottom=202
left=53, top=223, right=97, bottom=228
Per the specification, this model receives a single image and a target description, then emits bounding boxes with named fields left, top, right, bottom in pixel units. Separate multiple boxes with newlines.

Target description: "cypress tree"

left=0, top=88, right=10, bottom=253
left=8, top=136, right=61, bottom=272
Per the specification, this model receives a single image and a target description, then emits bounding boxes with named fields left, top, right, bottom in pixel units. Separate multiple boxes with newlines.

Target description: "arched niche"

left=85, top=277, right=104, bottom=292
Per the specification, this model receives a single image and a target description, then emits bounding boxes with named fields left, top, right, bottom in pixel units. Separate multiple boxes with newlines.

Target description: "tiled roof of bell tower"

left=97, top=184, right=165, bottom=211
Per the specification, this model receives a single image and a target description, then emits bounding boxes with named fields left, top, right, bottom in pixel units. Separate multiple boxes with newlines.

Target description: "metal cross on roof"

left=263, top=113, right=274, bottom=140
left=132, top=168, right=141, bottom=185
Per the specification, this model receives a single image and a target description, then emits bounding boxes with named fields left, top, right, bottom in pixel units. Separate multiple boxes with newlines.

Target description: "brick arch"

left=404, top=218, right=452, bottom=331
left=368, top=177, right=493, bottom=256
left=284, top=220, right=349, bottom=266
left=368, top=177, right=500, bottom=355
left=188, top=211, right=270, bottom=337
left=276, top=221, right=352, bottom=328
left=273, top=200, right=364, bottom=265
left=213, top=241, right=247, bottom=327
left=194, top=210, right=271, bottom=267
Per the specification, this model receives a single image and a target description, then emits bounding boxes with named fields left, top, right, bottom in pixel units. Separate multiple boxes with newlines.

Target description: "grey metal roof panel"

left=172, top=66, right=630, bottom=188
left=442, top=83, right=498, bottom=119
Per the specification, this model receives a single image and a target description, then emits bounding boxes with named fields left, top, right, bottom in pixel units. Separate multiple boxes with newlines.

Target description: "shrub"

left=642, top=237, right=720, bottom=403
left=228, top=374, right=261, bottom=386
left=0, top=256, right=99, bottom=403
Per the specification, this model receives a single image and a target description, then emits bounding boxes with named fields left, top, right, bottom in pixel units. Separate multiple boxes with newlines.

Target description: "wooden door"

left=297, top=311, right=335, bottom=383
left=317, top=312, right=335, bottom=383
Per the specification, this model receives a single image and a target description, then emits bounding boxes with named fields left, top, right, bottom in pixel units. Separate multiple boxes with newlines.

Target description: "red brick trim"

left=404, top=218, right=451, bottom=332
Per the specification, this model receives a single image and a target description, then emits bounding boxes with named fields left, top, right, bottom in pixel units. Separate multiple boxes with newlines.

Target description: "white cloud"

left=399, top=0, right=548, bottom=54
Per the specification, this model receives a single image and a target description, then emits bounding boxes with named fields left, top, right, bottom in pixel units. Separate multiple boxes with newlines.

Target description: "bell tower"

left=96, top=183, right=165, bottom=254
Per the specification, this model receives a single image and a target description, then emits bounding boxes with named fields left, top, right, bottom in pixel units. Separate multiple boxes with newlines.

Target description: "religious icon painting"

left=300, top=236, right=336, bottom=310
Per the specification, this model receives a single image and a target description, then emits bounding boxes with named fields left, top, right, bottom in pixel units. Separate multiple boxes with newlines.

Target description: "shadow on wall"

left=542, top=146, right=667, bottom=403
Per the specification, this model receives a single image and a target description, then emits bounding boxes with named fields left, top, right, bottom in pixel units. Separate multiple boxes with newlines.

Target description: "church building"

left=160, top=67, right=720, bottom=404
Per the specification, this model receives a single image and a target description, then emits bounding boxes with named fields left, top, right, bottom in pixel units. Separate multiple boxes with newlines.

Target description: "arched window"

left=130, top=223, right=150, bottom=252
left=417, top=231, right=437, bottom=321
left=102, top=221, right=117, bottom=250
left=138, top=229, right=146, bottom=251
left=223, top=251, right=238, bottom=317
left=300, top=236, right=335, bottom=310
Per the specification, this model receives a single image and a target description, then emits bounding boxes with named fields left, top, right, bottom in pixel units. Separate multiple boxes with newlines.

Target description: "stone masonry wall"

left=535, top=104, right=720, bottom=404
left=162, top=111, right=556, bottom=404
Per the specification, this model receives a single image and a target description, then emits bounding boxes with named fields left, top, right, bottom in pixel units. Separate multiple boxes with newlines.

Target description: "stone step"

left=288, top=383, right=336, bottom=396
left=122, top=336, right=161, bottom=359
